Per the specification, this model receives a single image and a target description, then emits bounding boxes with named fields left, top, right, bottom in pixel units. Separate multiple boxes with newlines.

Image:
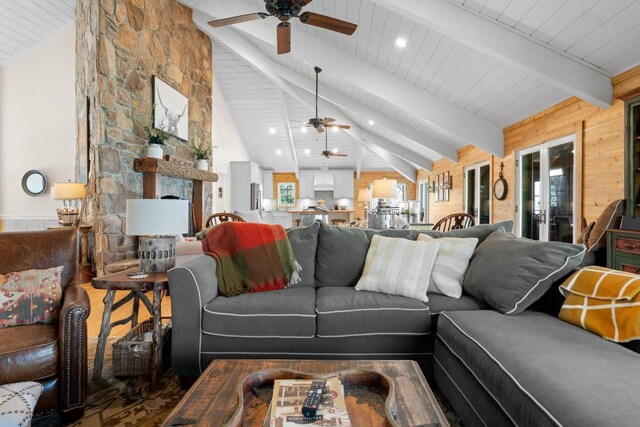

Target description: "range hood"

left=313, top=171, right=334, bottom=191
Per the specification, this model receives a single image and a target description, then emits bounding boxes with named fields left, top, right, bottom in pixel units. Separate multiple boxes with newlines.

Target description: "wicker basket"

left=112, top=319, right=171, bottom=377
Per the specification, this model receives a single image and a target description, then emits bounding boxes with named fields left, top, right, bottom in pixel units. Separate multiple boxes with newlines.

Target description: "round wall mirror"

left=22, top=170, right=48, bottom=196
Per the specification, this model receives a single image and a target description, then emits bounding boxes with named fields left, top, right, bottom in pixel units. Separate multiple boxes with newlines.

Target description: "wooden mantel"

left=134, top=158, right=218, bottom=231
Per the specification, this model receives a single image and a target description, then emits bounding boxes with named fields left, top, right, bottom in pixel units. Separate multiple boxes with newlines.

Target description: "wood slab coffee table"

left=163, top=359, right=449, bottom=426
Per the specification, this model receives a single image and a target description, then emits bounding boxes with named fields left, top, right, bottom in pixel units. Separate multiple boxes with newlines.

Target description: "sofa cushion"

left=427, top=293, right=488, bottom=332
left=316, top=287, right=430, bottom=337
left=202, top=287, right=316, bottom=338
left=315, top=222, right=414, bottom=288
left=417, top=220, right=514, bottom=244
left=287, top=222, right=320, bottom=288
left=0, top=323, right=58, bottom=383
left=464, top=230, right=586, bottom=314
left=436, top=310, right=640, bottom=427
left=355, top=235, right=440, bottom=303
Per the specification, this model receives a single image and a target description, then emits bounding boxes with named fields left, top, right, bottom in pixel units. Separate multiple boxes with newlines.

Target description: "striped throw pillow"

left=418, top=235, right=478, bottom=299
left=355, top=235, right=440, bottom=303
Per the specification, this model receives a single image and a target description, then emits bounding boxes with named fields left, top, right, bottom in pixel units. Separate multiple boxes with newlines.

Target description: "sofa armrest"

left=58, top=284, right=90, bottom=421
left=167, top=255, right=218, bottom=377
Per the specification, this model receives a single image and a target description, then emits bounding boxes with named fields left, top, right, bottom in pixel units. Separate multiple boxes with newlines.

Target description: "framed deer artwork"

left=153, top=76, right=189, bottom=141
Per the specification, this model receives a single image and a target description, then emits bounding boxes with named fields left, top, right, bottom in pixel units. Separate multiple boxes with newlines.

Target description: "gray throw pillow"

left=464, top=230, right=586, bottom=315
left=287, top=222, right=320, bottom=288
left=417, top=220, right=514, bottom=245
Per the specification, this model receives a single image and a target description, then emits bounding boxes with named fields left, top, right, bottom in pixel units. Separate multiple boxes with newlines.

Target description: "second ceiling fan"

left=208, top=0, right=358, bottom=55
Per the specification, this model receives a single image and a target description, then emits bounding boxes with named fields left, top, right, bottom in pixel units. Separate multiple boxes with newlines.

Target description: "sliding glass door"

left=464, top=161, right=491, bottom=224
left=517, top=135, right=575, bottom=242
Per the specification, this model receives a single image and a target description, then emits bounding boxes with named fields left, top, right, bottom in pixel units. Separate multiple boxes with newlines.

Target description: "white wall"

left=211, top=76, right=250, bottom=213
left=0, top=25, right=76, bottom=227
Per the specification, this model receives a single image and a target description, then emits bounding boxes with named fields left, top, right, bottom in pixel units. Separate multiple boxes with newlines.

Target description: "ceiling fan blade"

left=277, top=22, right=291, bottom=55
left=321, top=118, right=336, bottom=124
left=208, top=13, right=268, bottom=28
left=325, top=123, right=350, bottom=129
left=331, top=153, right=348, bottom=157
left=299, top=12, right=357, bottom=36
left=293, top=0, right=313, bottom=6
left=316, top=127, right=325, bottom=133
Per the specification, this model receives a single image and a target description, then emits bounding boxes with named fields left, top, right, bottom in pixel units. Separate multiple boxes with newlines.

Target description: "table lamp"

left=372, top=178, right=398, bottom=209
left=126, top=199, right=189, bottom=273
left=51, top=182, right=87, bottom=226
left=357, top=188, right=372, bottom=216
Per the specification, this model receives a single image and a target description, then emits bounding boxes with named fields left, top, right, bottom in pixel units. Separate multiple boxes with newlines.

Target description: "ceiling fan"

left=291, top=66, right=351, bottom=133
left=208, top=0, right=358, bottom=55
left=321, top=125, right=347, bottom=158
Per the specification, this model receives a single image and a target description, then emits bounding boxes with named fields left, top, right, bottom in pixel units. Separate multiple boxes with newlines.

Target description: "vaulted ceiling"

left=188, top=0, right=640, bottom=180
left=2, top=1, right=640, bottom=180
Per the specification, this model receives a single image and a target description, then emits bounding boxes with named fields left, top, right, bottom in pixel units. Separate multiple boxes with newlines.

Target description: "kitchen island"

left=262, top=209, right=354, bottom=227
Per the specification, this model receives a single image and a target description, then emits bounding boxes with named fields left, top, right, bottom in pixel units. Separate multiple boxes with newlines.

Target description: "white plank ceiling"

left=0, top=0, right=75, bottom=68
left=204, top=0, right=640, bottom=172
left=3, top=0, right=640, bottom=173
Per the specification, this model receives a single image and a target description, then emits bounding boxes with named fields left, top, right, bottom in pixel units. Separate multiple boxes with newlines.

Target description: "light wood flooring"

left=82, top=283, right=173, bottom=338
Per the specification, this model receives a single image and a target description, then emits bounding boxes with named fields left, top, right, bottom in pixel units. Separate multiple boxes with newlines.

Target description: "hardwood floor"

left=82, top=283, right=173, bottom=338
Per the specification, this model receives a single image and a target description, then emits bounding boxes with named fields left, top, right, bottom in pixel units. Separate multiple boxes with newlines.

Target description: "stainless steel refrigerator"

left=250, top=183, right=262, bottom=212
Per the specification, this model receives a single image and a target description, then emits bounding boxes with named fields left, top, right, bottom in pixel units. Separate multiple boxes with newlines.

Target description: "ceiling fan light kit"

left=208, top=0, right=357, bottom=55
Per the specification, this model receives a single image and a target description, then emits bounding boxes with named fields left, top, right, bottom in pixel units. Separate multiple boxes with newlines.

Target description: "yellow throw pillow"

left=559, top=266, right=640, bottom=343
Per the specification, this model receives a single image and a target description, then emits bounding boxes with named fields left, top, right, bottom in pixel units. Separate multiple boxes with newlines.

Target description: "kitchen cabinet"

left=230, top=161, right=263, bottom=212
left=271, top=212, right=293, bottom=228
left=262, top=171, right=274, bottom=199
left=299, top=171, right=315, bottom=199
left=333, top=171, right=355, bottom=199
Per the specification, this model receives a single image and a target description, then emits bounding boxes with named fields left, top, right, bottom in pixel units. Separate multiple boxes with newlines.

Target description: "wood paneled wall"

left=418, top=64, right=640, bottom=226
left=354, top=171, right=416, bottom=219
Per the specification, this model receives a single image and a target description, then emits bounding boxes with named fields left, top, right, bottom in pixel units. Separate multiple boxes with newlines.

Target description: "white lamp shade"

left=357, top=189, right=373, bottom=202
left=126, top=199, right=189, bottom=236
left=51, top=182, right=86, bottom=200
left=372, top=179, right=398, bottom=199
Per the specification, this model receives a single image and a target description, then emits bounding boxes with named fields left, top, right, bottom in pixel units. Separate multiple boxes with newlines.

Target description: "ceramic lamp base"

left=137, top=236, right=176, bottom=273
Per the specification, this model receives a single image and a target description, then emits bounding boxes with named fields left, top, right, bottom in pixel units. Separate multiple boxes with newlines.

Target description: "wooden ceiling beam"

left=369, top=0, right=612, bottom=109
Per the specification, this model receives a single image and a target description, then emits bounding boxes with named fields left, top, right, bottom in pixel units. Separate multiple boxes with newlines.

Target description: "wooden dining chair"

left=431, top=212, right=475, bottom=232
left=205, top=212, right=246, bottom=228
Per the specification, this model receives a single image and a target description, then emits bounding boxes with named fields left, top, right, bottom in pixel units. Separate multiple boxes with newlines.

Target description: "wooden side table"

left=91, top=268, right=169, bottom=389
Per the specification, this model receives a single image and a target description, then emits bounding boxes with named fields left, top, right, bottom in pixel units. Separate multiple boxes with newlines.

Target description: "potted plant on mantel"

left=191, top=138, right=212, bottom=171
left=144, top=112, right=169, bottom=159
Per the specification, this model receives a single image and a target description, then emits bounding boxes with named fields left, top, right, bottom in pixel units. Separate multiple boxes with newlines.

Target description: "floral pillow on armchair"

left=0, top=266, right=63, bottom=328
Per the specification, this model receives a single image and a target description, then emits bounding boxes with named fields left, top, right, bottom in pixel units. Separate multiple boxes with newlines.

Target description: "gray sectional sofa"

left=167, top=221, right=640, bottom=427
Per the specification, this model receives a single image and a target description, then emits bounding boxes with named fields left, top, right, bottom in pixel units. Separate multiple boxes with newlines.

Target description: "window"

left=397, top=183, right=407, bottom=202
left=277, top=182, right=296, bottom=207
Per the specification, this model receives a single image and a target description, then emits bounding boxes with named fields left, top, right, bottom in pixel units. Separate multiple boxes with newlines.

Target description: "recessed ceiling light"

left=368, top=119, right=375, bottom=125
left=304, top=148, right=311, bottom=154
left=395, top=38, right=407, bottom=48
left=276, top=149, right=282, bottom=155
left=301, top=127, right=308, bottom=133
left=269, top=128, right=276, bottom=134
left=332, top=148, right=339, bottom=153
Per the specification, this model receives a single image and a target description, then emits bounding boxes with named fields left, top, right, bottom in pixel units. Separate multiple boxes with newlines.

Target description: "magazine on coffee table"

left=264, top=377, right=351, bottom=426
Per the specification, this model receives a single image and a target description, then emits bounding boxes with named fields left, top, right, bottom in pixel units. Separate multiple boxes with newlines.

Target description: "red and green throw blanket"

left=201, top=222, right=302, bottom=297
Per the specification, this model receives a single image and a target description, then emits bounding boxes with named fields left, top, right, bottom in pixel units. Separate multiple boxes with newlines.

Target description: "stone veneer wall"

left=77, top=0, right=213, bottom=274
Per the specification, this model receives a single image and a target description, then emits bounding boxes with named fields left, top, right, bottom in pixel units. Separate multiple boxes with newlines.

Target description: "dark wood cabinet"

left=607, top=228, right=640, bottom=273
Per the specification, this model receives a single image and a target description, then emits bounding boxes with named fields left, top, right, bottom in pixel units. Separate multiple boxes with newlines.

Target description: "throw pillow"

left=0, top=382, right=43, bottom=426
left=559, top=266, right=640, bottom=343
left=464, top=230, right=586, bottom=314
left=0, top=266, right=63, bottom=328
left=234, top=209, right=263, bottom=223
left=587, top=199, right=624, bottom=250
left=417, top=220, right=514, bottom=245
left=355, top=235, right=440, bottom=303
left=417, top=234, right=478, bottom=299
left=577, top=221, right=595, bottom=245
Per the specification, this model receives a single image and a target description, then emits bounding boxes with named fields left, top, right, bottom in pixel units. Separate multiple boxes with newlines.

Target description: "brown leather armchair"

left=0, top=229, right=90, bottom=421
